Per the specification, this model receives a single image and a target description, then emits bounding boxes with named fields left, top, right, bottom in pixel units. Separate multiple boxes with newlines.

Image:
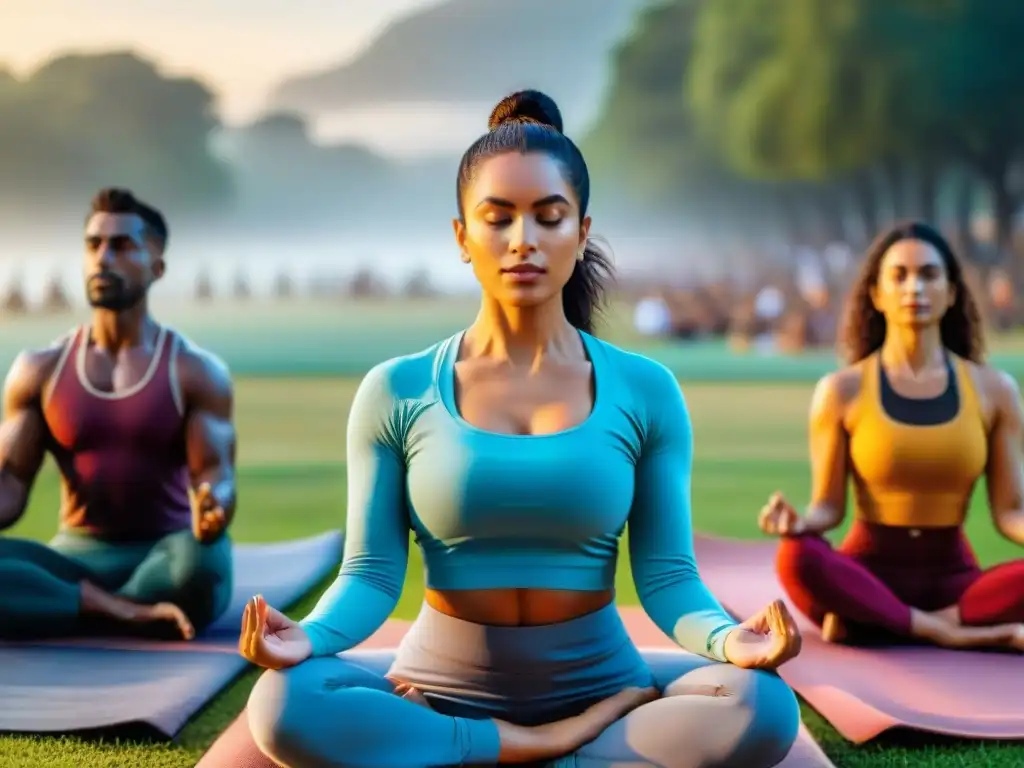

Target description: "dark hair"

left=841, top=221, right=984, bottom=363
left=86, top=188, right=169, bottom=251
left=456, top=90, right=613, bottom=334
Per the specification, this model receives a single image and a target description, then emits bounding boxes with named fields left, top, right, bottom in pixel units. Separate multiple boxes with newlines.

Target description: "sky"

left=1, top=0, right=444, bottom=123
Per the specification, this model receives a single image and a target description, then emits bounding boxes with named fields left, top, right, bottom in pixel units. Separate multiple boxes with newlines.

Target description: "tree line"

left=6, top=3, right=1024, bottom=286
left=0, top=53, right=232, bottom=221
left=0, top=52, right=446, bottom=234
left=586, top=0, right=1024, bottom=283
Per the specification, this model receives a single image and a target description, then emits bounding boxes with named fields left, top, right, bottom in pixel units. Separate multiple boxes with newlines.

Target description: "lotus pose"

left=764, top=222, right=1024, bottom=651
left=0, top=188, right=236, bottom=641
left=241, top=90, right=801, bottom=768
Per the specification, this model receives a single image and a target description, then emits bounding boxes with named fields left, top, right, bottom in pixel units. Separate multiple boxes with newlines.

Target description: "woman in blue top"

left=240, top=90, right=801, bottom=767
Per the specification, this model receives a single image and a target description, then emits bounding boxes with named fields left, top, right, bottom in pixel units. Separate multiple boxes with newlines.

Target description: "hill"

left=269, top=0, right=647, bottom=126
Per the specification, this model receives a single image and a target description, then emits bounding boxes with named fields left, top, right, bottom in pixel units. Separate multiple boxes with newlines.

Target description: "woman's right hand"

left=239, top=594, right=313, bottom=670
left=758, top=492, right=806, bottom=536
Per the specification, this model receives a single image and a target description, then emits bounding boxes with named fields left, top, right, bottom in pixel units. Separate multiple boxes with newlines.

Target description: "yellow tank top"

left=847, top=353, right=988, bottom=528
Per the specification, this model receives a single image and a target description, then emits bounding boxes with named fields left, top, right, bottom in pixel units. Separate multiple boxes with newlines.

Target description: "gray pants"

left=248, top=602, right=800, bottom=767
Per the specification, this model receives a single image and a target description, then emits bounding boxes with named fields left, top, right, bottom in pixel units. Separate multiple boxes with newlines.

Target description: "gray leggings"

left=248, top=603, right=800, bottom=767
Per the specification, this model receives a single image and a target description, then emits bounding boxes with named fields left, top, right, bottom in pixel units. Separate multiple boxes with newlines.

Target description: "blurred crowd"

left=2, top=240, right=1020, bottom=356
left=624, top=245, right=1019, bottom=355
left=0, top=265, right=441, bottom=317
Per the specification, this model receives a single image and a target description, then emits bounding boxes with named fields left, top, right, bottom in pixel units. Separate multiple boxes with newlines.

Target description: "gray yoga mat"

left=0, top=530, right=342, bottom=737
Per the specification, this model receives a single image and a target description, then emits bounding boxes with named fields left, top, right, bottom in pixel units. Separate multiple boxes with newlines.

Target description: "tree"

left=583, top=0, right=784, bottom=257
left=936, top=2, right=1024, bottom=274
left=688, top=0, right=1024, bottom=269
left=220, top=110, right=399, bottom=233
left=584, top=0, right=713, bottom=214
left=687, top=0, right=956, bottom=245
left=0, top=52, right=232, bottom=221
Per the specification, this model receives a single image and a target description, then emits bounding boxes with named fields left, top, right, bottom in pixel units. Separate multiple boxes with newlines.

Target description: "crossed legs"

left=247, top=649, right=799, bottom=768
left=776, top=534, right=1024, bottom=646
left=0, top=529, right=232, bottom=639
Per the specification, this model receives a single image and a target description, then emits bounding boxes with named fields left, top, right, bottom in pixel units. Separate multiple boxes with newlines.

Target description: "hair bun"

left=488, top=90, right=563, bottom=133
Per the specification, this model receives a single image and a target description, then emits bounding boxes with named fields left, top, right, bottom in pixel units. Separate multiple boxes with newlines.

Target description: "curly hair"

left=839, top=221, right=985, bottom=364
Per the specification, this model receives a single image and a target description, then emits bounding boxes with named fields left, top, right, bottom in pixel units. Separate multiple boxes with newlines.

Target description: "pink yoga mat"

left=197, top=611, right=834, bottom=768
left=693, top=535, right=1024, bottom=743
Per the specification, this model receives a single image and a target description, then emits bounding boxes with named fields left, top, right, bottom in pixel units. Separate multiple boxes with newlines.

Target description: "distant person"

left=272, top=271, right=294, bottom=299
left=0, top=188, right=236, bottom=641
left=41, top=274, right=72, bottom=314
left=632, top=292, right=671, bottom=337
left=232, top=271, right=251, bottom=300
left=753, top=285, right=785, bottom=353
left=727, top=294, right=760, bottom=352
left=349, top=267, right=383, bottom=298
left=761, top=222, right=1024, bottom=651
left=804, top=286, right=837, bottom=348
left=0, top=276, right=28, bottom=315
left=403, top=269, right=436, bottom=298
left=775, top=310, right=811, bottom=354
left=195, top=270, right=214, bottom=301
left=703, top=282, right=734, bottom=336
left=989, top=270, right=1015, bottom=330
left=822, top=242, right=853, bottom=278
left=241, top=90, right=800, bottom=768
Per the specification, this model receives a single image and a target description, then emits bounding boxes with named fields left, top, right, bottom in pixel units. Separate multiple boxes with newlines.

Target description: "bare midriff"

left=425, top=587, right=615, bottom=626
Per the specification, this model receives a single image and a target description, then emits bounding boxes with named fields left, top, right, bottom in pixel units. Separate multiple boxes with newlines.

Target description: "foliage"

left=587, top=0, right=1024, bottom=272
left=6, top=2, right=1024, bottom=276
left=0, top=53, right=232, bottom=219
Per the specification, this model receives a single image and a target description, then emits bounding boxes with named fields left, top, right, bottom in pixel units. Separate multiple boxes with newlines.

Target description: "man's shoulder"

left=6, top=330, right=77, bottom=399
left=169, top=330, right=232, bottom=399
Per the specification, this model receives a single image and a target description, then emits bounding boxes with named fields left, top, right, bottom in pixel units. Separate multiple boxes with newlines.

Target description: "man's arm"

left=179, top=345, right=237, bottom=527
left=0, top=350, right=56, bottom=530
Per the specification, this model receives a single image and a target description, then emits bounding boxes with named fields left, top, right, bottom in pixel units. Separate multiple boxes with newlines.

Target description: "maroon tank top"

left=43, top=325, right=193, bottom=541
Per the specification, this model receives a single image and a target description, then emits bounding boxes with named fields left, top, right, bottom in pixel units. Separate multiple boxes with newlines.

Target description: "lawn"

left=1, top=378, right=1023, bottom=767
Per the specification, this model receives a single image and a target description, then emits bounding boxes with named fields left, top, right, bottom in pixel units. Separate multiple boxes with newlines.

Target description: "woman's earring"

left=577, top=248, right=586, bottom=262
left=460, top=251, right=471, bottom=264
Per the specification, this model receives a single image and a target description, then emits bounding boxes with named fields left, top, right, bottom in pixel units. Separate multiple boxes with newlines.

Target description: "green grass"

left=2, top=379, right=1023, bottom=767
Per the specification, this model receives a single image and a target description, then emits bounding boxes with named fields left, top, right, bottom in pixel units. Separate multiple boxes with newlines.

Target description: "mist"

left=0, top=198, right=728, bottom=311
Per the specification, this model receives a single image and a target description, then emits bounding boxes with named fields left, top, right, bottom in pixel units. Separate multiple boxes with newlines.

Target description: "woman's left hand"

left=723, top=599, right=802, bottom=670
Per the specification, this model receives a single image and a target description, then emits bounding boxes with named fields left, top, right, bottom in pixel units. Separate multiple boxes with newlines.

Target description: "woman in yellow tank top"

left=759, top=221, right=1024, bottom=650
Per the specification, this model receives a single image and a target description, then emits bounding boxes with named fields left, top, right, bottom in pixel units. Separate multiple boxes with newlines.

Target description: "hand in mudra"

left=758, top=491, right=806, bottom=537
left=192, top=482, right=227, bottom=543
left=724, top=599, right=802, bottom=671
left=239, top=594, right=313, bottom=670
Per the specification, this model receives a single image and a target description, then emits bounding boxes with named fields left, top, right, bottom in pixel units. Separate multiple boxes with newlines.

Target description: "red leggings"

left=776, top=520, right=1024, bottom=641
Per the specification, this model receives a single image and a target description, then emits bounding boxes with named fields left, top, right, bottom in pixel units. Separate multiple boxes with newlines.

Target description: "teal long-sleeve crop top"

left=299, top=331, right=739, bottom=661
